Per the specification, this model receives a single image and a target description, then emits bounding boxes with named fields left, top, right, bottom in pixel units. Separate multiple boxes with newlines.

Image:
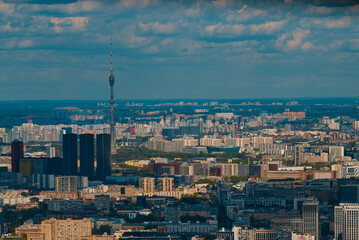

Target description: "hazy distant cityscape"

left=0, top=98, right=358, bottom=240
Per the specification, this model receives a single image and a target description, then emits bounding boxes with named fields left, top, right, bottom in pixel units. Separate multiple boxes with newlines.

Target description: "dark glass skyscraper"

left=96, top=134, right=111, bottom=181
left=80, top=134, right=95, bottom=179
left=11, top=140, right=24, bottom=172
left=63, top=133, right=78, bottom=176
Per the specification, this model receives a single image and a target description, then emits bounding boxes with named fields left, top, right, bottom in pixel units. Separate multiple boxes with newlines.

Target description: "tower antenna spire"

left=110, top=38, right=113, bottom=74
left=109, top=38, right=116, bottom=155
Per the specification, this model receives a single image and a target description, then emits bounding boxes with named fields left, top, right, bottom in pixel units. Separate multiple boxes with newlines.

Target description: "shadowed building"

left=11, top=140, right=24, bottom=172
left=63, top=134, right=78, bottom=176
left=80, top=134, right=95, bottom=179
left=96, top=134, right=111, bottom=181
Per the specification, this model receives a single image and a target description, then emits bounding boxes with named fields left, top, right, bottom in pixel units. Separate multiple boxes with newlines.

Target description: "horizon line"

left=0, top=96, right=359, bottom=102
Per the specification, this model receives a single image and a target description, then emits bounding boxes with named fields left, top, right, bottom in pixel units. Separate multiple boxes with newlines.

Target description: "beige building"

left=304, top=152, right=328, bottom=163
left=262, top=170, right=307, bottom=181
left=139, top=177, right=155, bottom=193
left=332, top=165, right=342, bottom=178
left=180, top=165, right=194, bottom=176
left=219, top=163, right=239, bottom=177
left=55, top=176, right=77, bottom=193
left=80, top=234, right=115, bottom=240
left=26, top=221, right=115, bottom=240
left=313, top=171, right=333, bottom=179
left=27, top=218, right=91, bottom=240
left=158, top=177, right=174, bottom=192
left=353, top=121, right=359, bottom=131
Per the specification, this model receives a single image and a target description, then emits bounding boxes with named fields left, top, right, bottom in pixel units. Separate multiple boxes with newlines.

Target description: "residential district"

left=0, top=99, right=359, bottom=240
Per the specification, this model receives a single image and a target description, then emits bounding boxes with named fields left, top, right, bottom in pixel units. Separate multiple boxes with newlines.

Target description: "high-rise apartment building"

left=302, top=197, right=319, bottom=240
left=294, top=145, right=304, bottom=165
left=158, top=177, right=174, bottom=192
left=11, top=140, right=24, bottom=172
left=220, top=163, right=239, bottom=177
left=139, top=177, right=155, bottom=194
left=55, top=176, right=77, bottom=193
left=96, top=134, right=111, bottom=181
left=335, top=203, right=359, bottom=240
left=329, top=146, right=345, bottom=162
left=79, top=134, right=95, bottom=179
left=63, top=134, right=78, bottom=175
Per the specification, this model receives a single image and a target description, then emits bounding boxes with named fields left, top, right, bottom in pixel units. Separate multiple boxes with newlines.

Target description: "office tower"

left=79, top=134, right=95, bottom=179
left=109, top=42, right=116, bottom=155
left=46, top=146, right=55, bottom=158
left=302, top=197, right=319, bottom=239
left=335, top=203, right=359, bottom=240
left=59, top=127, right=72, bottom=142
left=96, top=134, right=111, bottom=181
left=33, top=158, right=49, bottom=175
left=63, top=134, right=78, bottom=175
left=47, top=157, right=64, bottom=175
left=158, top=177, right=174, bottom=192
left=11, top=140, right=24, bottom=172
left=55, top=176, right=77, bottom=193
left=139, top=177, right=155, bottom=194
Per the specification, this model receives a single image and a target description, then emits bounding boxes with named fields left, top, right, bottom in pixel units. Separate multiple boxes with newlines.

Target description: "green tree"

left=92, top=225, right=111, bottom=235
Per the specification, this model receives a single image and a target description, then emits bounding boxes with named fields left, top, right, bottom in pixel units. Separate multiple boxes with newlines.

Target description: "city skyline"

left=2, top=1, right=359, bottom=239
left=1, top=0, right=359, bottom=100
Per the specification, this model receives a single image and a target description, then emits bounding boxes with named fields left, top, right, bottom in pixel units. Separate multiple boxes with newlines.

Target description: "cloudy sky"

left=0, top=0, right=359, bottom=100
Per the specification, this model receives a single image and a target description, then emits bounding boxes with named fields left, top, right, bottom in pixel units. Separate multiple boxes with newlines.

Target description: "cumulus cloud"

left=276, top=29, right=311, bottom=50
left=1, top=0, right=359, bottom=100
left=226, top=6, right=266, bottom=22
left=50, top=17, right=88, bottom=32
left=18, top=40, right=33, bottom=48
left=139, top=22, right=178, bottom=34
left=0, top=0, right=14, bottom=14
left=301, top=16, right=352, bottom=29
left=203, top=20, right=285, bottom=37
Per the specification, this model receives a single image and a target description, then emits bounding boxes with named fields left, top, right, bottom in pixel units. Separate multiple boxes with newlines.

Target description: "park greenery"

left=112, top=147, right=249, bottom=163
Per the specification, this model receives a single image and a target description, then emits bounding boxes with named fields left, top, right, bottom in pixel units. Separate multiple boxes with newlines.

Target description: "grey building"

left=302, top=197, right=319, bottom=240
left=335, top=203, right=359, bottom=240
left=95, top=194, right=111, bottom=212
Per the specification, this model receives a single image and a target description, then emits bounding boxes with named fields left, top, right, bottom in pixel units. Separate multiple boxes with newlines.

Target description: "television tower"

left=109, top=41, right=116, bottom=154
